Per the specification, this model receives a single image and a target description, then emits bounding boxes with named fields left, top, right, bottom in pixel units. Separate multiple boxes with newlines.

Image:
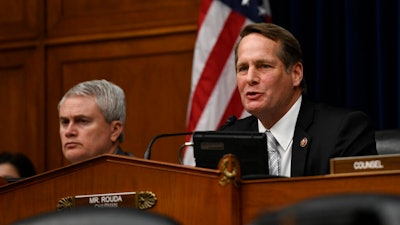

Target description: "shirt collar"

left=258, top=95, right=302, bottom=151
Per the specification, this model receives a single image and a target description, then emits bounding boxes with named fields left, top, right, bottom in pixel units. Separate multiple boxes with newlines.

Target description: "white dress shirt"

left=258, top=96, right=302, bottom=177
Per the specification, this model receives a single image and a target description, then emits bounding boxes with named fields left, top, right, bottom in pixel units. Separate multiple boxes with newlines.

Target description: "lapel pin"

left=300, top=137, right=308, bottom=148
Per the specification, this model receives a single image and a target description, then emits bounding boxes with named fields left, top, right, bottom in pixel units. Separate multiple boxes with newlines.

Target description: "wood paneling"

left=0, top=0, right=201, bottom=173
left=0, top=0, right=42, bottom=43
left=46, top=0, right=200, bottom=38
left=0, top=47, right=45, bottom=172
left=46, top=31, right=196, bottom=169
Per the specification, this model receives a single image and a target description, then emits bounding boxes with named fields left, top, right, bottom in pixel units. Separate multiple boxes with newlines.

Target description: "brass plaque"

left=57, top=191, right=157, bottom=210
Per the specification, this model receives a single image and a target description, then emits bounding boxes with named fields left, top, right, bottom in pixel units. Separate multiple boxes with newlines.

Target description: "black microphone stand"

left=143, top=132, right=193, bottom=160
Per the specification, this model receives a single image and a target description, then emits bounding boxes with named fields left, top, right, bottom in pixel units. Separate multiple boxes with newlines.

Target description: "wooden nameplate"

left=330, top=154, right=400, bottom=174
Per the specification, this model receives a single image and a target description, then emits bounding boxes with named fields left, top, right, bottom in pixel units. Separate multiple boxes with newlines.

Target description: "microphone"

left=218, top=115, right=237, bottom=130
left=143, top=132, right=193, bottom=160
left=144, top=115, right=237, bottom=160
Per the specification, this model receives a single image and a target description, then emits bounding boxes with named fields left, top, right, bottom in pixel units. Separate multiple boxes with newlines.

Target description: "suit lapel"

left=291, top=129, right=311, bottom=176
left=291, top=98, right=314, bottom=177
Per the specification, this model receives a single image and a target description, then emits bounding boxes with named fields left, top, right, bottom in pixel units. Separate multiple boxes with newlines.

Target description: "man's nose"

left=64, top=123, right=77, bottom=137
left=246, top=67, right=259, bottom=85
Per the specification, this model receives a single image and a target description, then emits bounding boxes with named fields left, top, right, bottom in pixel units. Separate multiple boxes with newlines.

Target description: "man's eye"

left=77, top=119, right=89, bottom=124
left=261, top=64, right=271, bottom=69
left=60, top=120, right=69, bottom=126
left=237, top=66, right=248, bottom=72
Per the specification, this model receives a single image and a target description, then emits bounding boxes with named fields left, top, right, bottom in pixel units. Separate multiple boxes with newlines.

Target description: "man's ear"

left=291, top=62, right=303, bottom=87
left=110, top=120, right=123, bottom=142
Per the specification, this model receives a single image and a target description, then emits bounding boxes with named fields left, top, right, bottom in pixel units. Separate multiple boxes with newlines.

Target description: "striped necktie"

left=266, top=130, right=280, bottom=176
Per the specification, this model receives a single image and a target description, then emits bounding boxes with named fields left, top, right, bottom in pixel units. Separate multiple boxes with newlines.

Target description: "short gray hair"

left=58, top=79, right=126, bottom=142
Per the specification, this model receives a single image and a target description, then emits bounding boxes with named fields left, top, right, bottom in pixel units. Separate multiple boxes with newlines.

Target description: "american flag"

left=183, top=0, right=272, bottom=165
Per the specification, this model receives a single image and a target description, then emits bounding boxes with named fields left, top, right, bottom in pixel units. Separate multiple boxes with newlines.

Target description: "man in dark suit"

left=220, top=23, right=377, bottom=177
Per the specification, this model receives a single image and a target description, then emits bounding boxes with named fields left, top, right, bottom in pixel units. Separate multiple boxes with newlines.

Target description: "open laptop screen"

left=193, top=131, right=270, bottom=179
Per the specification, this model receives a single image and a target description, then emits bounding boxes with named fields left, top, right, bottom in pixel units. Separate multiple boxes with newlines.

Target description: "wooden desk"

left=0, top=177, right=6, bottom=186
left=240, top=171, right=400, bottom=224
left=1, top=154, right=400, bottom=225
left=0, top=155, right=240, bottom=225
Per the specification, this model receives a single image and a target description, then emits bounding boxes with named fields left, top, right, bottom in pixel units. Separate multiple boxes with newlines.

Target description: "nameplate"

left=57, top=191, right=157, bottom=210
left=330, top=154, right=400, bottom=174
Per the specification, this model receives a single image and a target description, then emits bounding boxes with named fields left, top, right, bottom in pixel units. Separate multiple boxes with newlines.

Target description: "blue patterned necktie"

left=266, top=130, right=280, bottom=176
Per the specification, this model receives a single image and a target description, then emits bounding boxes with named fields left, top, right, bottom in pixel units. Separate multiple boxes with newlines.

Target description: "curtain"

left=270, top=0, right=400, bottom=129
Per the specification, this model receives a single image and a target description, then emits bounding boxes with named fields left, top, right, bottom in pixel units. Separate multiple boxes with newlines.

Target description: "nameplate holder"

left=330, top=154, right=400, bottom=174
left=57, top=191, right=157, bottom=210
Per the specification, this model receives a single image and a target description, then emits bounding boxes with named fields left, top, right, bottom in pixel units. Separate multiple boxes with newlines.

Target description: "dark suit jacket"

left=115, top=147, right=135, bottom=157
left=220, top=97, right=377, bottom=177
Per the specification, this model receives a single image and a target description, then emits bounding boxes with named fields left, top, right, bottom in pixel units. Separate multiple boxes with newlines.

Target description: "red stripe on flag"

left=197, top=0, right=213, bottom=28
left=187, top=11, right=246, bottom=132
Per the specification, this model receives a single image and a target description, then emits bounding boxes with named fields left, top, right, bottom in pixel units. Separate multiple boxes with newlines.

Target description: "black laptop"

left=193, top=131, right=271, bottom=179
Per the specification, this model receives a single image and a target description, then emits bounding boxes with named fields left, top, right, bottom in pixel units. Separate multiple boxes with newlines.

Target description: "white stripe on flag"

left=196, top=48, right=237, bottom=131
left=188, top=1, right=231, bottom=103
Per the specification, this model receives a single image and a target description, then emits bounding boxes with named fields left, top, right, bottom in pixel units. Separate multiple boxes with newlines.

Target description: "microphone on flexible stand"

left=144, top=116, right=237, bottom=160
left=218, top=115, right=237, bottom=130
left=143, top=132, right=193, bottom=160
